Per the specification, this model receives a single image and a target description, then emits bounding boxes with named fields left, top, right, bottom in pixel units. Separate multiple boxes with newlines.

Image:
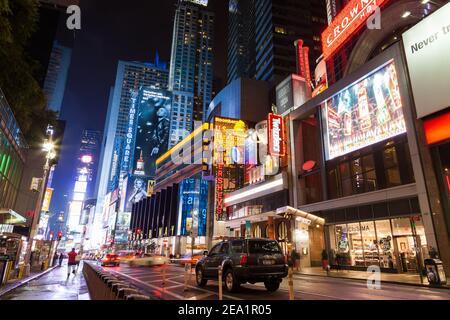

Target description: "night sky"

left=49, top=0, right=227, bottom=216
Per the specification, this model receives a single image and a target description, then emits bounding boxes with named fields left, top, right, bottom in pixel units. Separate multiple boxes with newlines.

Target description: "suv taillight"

left=240, top=254, right=248, bottom=266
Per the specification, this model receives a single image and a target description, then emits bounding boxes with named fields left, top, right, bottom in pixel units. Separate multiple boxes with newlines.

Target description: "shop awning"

left=276, top=206, right=325, bottom=226
left=221, top=211, right=281, bottom=229
left=0, top=209, right=27, bottom=225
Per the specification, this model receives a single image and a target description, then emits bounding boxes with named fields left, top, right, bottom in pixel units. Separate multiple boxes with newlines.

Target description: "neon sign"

left=268, top=114, right=286, bottom=157
left=321, top=0, right=389, bottom=60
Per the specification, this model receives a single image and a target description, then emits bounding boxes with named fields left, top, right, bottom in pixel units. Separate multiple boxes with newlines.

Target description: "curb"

left=0, top=266, right=59, bottom=298
left=293, top=271, right=450, bottom=290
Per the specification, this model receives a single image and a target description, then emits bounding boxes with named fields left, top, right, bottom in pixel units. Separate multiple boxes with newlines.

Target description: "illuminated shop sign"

left=41, top=188, right=54, bottom=212
left=268, top=113, right=286, bottom=157
left=0, top=224, right=14, bottom=233
left=321, top=0, right=389, bottom=60
left=423, top=111, right=450, bottom=145
left=323, top=60, right=406, bottom=160
left=215, top=163, right=225, bottom=220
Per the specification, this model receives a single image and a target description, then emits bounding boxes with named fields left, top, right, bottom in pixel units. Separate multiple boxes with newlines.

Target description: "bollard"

left=288, top=267, right=295, bottom=300
left=184, top=263, right=190, bottom=292
left=162, top=262, right=166, bottom=286
left=218, top=265, right=223, bottom=301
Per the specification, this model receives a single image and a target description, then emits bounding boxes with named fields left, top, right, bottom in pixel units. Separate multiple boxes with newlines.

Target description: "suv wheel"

left=196, top=267, right=208, bottom=287
left=264, top=280, right=280, bottom=292
left=224, top=269, right=240, bottom=293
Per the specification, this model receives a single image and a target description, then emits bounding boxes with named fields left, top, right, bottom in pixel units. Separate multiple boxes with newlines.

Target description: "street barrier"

left=126, top=294, right=151, bottom=300
left=218, top=265, right=223, bottom=300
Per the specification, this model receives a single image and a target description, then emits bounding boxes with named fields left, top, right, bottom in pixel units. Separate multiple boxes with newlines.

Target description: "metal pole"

left=184, top=263, right=190, bottom=292
left=218, top=265, right=223, bottom=300
left=24, top=156, right=50, bottom=276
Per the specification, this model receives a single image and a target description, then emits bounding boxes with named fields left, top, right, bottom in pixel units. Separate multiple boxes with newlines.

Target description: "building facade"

left=168, top=0, right=214, bottom=147
left=42, top=41, right=72, bottom=115
left=252, top=0, right=327, bottom=85
left=94, top=56, right=169, bottom=223
left=284, top=0, right=450, bottom=274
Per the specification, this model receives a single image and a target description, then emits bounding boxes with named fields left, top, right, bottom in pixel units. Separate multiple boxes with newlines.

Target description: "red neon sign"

left=424, top=112, right=450, bottom=145
left=321, top=0, right=389, bottom=60
left=215, top=163, right=225, bottom=220
left=268, top=114, right=286, bottom=157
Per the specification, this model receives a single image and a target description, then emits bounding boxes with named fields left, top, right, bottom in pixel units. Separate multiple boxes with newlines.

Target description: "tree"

left=0, top=0, right=57, bottom=146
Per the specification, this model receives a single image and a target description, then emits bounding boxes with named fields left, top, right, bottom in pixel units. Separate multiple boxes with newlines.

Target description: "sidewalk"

left=0, top=265, right=59, bottom=297
left=294, top=267, right=450, bottom=289
left=0, top=262, right=90, bottom=300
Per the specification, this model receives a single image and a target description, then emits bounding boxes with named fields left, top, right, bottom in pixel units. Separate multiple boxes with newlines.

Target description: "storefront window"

left=391, top=218, right=412, bottom=236
left=277, top=222, right=288, bottom=241
left=360, top=221, right=379, bottom=267
left=347, top=223, right=363, bottom=267
left=384, top=147, right=401, bottom=187
left=375, top=220, right=394, bottom=269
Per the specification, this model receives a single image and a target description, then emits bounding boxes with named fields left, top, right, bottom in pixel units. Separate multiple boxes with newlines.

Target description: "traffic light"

left=57, top=231, right=63, bottom=241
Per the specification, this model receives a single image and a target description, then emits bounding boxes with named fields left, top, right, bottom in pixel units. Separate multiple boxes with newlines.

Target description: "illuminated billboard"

left=125, top=174, right=150, bottom=212
left=322, top=60, right=406, bottom=160
left=213, top=117, right=247, bottom=221
left=133, top=88, right=171, bottom=179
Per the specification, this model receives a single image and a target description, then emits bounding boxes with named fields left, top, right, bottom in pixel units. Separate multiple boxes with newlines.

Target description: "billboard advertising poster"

left=114, top=211, right=131, bottom=244
left=402, top=2, right=450, bottom=119
left=322, top=60, right=406, bottom=160
left=41, top=188, right=54, bottom=212
left=179, top=177, right=208, bottom=237
left=134, top=88, right=171, bottom=179
left=125, top=175, right=149, bottom=212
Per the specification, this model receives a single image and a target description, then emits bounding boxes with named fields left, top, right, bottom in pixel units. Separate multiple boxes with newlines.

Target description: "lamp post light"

left=23, top=137, right=57, bottom=276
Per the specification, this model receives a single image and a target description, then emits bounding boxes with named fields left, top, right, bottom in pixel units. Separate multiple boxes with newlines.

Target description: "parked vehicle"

left=195, top=239, right=288, bottom=293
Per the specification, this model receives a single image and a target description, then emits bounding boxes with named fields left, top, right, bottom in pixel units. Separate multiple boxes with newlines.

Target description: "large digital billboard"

left=322, top=60, right=406, bottom=160
left=133, top=88, right=171, bottom=179
left=178, top=177, right=208, bottom=237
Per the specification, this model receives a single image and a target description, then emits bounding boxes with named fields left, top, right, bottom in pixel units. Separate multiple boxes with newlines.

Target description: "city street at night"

left=1, top=0, right=450, bottom=308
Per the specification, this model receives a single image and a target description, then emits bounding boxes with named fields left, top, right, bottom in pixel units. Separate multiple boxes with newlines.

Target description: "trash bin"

left=424, top=259, right=447, bottom=286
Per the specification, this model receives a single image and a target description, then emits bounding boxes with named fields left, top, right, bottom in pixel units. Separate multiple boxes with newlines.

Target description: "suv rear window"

left=247, top=240, right=282, bottom=254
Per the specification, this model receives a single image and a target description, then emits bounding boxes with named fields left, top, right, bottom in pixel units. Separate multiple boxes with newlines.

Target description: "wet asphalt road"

left=97, top=262, right=450, bottom=301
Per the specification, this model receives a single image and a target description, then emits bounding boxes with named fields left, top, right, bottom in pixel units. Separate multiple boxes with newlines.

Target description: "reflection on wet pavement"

left=0, top=262, right=90, bottom=300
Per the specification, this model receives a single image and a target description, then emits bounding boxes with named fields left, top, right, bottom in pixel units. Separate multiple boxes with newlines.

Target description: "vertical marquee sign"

left=321, top=0, right=389, bottom=60
left=268, top=113, right=286, bottom=157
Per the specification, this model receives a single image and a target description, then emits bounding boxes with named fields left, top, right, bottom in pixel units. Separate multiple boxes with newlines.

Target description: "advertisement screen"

left=178, top=177, right=208, bottom=237
left=125, top=175, right=150, bottom=212
left=133, top=88, right=171, bottom=179
left=322, top=61, right=406, bottom=160
left=114, top=211, right=131, bottom=244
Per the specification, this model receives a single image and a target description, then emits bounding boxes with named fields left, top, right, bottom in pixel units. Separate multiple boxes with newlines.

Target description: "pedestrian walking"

left=52, top=252, right=59, bottom=266
left=58, top=252, right=64, bottom=267
left=67, top=248, right=78, bottom=277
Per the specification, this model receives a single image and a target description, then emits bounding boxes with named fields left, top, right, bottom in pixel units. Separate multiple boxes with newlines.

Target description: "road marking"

left=110, top=269, right=241, bottom=301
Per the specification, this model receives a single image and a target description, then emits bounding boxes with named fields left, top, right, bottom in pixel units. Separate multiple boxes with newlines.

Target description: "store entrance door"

left=394, top=236, right=419, bottom=273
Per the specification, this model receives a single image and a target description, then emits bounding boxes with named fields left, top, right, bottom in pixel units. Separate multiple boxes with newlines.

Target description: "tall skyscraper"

left=168, top=0, right=214, bottom=147
left=43, top=41, right=72, bottom=115
left=94, top=54, right=169, bottom=220
left=227, top=0, right=256, bottom=84
left=66, top=130, right=101, bottom=248
left=227, top=0, right=327, bottom=86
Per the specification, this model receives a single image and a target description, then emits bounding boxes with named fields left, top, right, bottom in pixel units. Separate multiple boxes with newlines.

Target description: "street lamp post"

left=23, top=138, right=56, bottom=276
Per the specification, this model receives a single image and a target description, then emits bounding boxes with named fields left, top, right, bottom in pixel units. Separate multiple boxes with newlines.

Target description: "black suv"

left=195, top=238, right=288, bottom=292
